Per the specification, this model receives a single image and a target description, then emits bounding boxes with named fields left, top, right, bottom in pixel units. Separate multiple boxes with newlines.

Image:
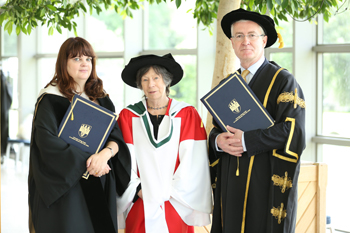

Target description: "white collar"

left=38, top=85, right=89, bottom=100
left=240, top=55, right=265, bottom=76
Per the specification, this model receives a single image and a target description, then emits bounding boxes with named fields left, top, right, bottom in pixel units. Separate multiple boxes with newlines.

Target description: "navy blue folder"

left=58, top=94, right=118, bottom=179
left=201, top=72, right=274, bottom=132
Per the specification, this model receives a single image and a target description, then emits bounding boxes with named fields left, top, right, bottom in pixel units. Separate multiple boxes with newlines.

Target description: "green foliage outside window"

left=270, top=53, right=293, bottom=75
left=323, top=6, right=350, bottom=44
left=322, top=7, right=350, bottom=112
left=148, top=3, right=183, bottom=50
left=323, top=53, right=350, bottom=112
left=87, top=6, right=124, bottom=51
left=321, top=7, right=350, bottom=139
left=147, top=2, right=195, bottom=50
left=169, top=56, right=197, bottom=107
left=2, top=28, right=17, bottom=56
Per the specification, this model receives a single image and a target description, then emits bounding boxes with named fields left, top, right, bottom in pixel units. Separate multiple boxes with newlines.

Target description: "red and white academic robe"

left=117, top=98, right=212, bottom=233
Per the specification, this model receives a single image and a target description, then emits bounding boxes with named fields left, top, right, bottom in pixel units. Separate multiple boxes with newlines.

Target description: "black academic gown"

left=209, top=59, right=306, bottom=233
left=28, top=93, right=131, bottom=233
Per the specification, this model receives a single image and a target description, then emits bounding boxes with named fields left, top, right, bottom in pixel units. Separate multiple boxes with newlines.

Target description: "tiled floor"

left=1, top=156, right=29, bottom=233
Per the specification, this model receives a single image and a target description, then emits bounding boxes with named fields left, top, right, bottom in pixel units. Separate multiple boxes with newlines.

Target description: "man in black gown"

left=209, top=8, right=306, bottom=233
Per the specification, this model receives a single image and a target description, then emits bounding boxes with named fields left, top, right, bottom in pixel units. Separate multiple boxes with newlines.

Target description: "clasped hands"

left=86, top=148, right=112, bottom=177
left=217, top=125, right=244, bottom=157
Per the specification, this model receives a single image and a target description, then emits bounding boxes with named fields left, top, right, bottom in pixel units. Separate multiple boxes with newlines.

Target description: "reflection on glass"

left=323, top=8, right=350, bottom=44
left=321, top=144, right=350, bottom=232
left=96, top=58, right=124, bottom=113
left=145, top=1, right=197, bottom=50
left=271, top=16, right=293, bottom=48
left=270, top=53, right=293, bottom=74
left=38, top=58, right=57, bottom=89
left=86, top=8, right=124, bottom=52
left=38, top=25, right=68, bottom=53
left=2, top=28, right=17, bottom=56
left=169, top=55, right=196, bottom=107
left=322, top=53, right=350, bottom=138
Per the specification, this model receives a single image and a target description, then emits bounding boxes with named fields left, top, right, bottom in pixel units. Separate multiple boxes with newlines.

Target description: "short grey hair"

left=230, top=19, right=265, bottom=38
left=136, top=65, right=173, bottom=96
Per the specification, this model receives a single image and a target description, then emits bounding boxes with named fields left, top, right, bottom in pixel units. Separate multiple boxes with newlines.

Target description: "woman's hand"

left=137, top=189, right=143, bottom=199
left=85, top=141, right=119, bottom=177
left=86, top=148, right=111, bottom=177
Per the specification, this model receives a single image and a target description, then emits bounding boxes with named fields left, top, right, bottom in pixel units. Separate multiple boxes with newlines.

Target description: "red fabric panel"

left=118, top=109, right=138, bottom=144
left=125, top=199, right=145, bottom=233
left=165, top=201, right=194, bottom=233
left=176, top=107, right=207, bottom=142
left=125, top=200, right=194, bottom=233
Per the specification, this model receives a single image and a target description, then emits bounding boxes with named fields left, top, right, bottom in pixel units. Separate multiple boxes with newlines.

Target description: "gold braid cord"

left=277, top=88, right=306, bottom=109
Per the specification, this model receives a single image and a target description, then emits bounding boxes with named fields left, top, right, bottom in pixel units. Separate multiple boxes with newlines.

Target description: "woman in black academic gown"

left=28, top=37, right=131, bottom=233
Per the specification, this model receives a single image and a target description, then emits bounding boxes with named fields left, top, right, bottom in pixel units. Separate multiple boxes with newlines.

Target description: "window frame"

left=312, top=15, right=350, bottom=162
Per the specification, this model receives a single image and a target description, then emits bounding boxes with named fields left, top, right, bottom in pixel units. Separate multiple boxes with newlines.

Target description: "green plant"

left=0, top=0, right=345, bottom=35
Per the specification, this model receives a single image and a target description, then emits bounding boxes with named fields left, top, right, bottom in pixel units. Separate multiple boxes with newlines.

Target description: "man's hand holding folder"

left=216, top=125, right=244, bottom=157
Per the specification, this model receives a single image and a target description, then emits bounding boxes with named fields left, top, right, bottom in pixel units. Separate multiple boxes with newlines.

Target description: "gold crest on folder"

left=78, top=124, right=92, bottom=138
left=228, top=99, right=241, bottom=114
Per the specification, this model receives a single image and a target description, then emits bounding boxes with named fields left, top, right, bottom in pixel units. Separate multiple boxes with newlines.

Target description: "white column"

left=294, top=20, right=317, bottom=162
left=123, top=9, right=144, bottom=107
left=17, top=32, right=37, bottom=127
left=197, top=21, right=216, bottom=124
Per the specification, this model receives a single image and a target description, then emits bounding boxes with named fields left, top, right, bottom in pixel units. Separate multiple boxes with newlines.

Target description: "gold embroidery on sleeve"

left=277, top=89, right=306, bottom=109
left=271, top=171, right=293, bottom=193
left=271, top=203, right=287, bottom=224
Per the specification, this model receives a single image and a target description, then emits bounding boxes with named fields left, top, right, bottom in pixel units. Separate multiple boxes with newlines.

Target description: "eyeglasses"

left=231, top=34, right=265, bottom=42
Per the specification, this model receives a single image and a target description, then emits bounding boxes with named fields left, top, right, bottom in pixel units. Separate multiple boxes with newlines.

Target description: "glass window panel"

left=85, top=8, right=124, bottom=52
left=169, top=55, right=197, bottom=107
left=145, top=1, right=197, bottom=50
left=96, top=58, right=124, bottom=113
left=322, top=53, right=350, bottom=138
left=271, top=16, right=293, bottom=48
left=38, top=25, right=68, bottom=53
left=38, top=58, right=56, bottom=90
left=2, top=58, right=18, bottom=108
left=321, top=144, right=350, bottom=232
left=323, top=7, right=350, bottom=44
left=270, top=53, right=293, bottom=74
left=2, top=57, right=19, bottom=138
left=8, top=109, right=19, bottom=138
left=2, top=27, right=17, bottom=56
